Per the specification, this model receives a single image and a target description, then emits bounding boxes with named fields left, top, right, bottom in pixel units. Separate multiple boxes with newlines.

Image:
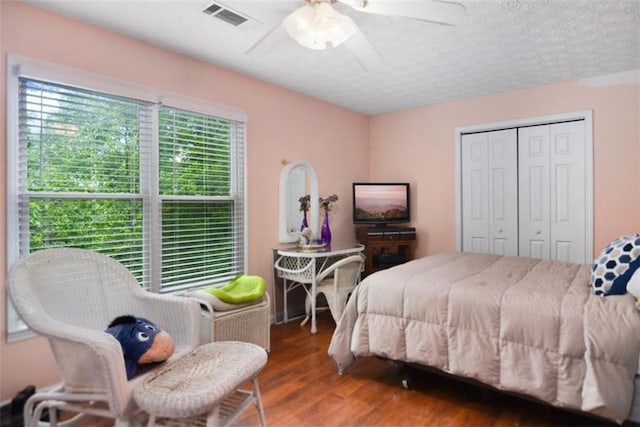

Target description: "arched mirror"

left=279, top=160, right=319, bottom=243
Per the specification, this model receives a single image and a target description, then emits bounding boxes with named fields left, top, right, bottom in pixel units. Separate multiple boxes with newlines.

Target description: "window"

left=6, top=56, right=247, bottom=337
left=157, top=107, right=245, bottom=292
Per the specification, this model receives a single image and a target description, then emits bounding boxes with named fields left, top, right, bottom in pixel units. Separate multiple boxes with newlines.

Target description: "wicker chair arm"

left=315, top=255, right=364, bottom=283
left=129, top=291, right=201, bottom=349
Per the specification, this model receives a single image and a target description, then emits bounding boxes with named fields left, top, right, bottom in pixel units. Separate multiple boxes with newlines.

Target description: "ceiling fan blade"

left=246, top=23, right=287, bottom=56
left=343, top=29, right=384, bottom=73
left=339, top=0, right=466, bottom=26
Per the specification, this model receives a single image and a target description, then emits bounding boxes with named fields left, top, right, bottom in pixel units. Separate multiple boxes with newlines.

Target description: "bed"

left=328, top=252, right=640, bottom=424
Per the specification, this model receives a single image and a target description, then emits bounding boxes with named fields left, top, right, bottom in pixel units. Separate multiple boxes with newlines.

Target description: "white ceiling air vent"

left=202, top=2, right=261, bottom=31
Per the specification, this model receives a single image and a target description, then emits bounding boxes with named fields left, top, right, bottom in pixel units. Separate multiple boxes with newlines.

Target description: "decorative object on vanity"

left=321, top=214, right=332, bottom=246
left=297, top=242, right=328, bottom=252
left=298, top=226, right=327, bottom=251
left=296, top=227, right=321, bottom=248
left=299, top=194, right=310, bottom=231
left=298, top=227, right=313, bottom=245
left=319, top=193, right=338, bottom=246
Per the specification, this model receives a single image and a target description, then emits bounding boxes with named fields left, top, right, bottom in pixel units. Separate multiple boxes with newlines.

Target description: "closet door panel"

left=488, top=129, right=518, bottom=256
left=550, top=121, right=586, bottom=263
left=518, top=125, right=551, bottom=259
left=462, top=130, right=517, bottom=256
left=462, top=133, right=489, bottom=253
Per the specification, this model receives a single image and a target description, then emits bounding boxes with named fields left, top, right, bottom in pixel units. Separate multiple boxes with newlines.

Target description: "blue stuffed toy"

left=105, top=315, right=175, bottom=380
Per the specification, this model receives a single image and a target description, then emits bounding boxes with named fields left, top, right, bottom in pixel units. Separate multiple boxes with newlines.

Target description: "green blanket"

left=204, top=274, right=266, bottom=304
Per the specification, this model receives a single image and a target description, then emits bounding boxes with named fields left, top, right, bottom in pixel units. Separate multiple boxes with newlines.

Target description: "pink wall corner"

left=246, top=97, right=370, bottom=285
left=0, top=2, right=369, bottom=401
left=370, top=80, right=640, bottom=258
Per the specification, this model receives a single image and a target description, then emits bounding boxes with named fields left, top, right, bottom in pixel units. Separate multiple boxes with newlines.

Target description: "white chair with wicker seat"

left=301, top=254, right=364, bottom=327
left=7, top=248, right=202, bottom=427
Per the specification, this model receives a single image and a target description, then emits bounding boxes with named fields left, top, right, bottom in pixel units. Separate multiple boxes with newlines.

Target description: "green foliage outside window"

left=158, top=108, right=231, bottom=197
left=20, top=78, right=241, bottom=290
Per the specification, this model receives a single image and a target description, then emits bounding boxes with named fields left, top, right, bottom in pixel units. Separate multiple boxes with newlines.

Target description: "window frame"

left=5, top=54, right=249, bottom=341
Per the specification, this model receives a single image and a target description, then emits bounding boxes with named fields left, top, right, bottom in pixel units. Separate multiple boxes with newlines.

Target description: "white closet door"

left=519, top=125, right=551, bottom=259
left=549, top=121, right=586, bottom=263
left=462, top=129, right=518, bottom=255
left=518, top=121, right=586, bottom=263
left=487, top=129, right=518, bottom=256
left=462, top=133, right=489, bottom=253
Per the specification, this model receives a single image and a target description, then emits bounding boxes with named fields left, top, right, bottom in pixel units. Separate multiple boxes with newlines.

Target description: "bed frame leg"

left=401, top=365, right=413, bottom=390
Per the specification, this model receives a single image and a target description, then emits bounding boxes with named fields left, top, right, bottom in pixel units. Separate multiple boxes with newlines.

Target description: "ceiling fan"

left=246, top=0, right=466, bottom=72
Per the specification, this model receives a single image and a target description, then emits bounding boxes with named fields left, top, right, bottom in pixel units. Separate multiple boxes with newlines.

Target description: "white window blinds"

left=12, top=76, right=246, bottom=302
left=157, top=107, right=245, bottom=292
left=18, top=78, right=151, bottom=283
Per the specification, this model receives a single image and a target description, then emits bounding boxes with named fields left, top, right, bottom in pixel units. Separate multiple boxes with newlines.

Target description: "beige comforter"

left=328, top=252, right=640, bottom=423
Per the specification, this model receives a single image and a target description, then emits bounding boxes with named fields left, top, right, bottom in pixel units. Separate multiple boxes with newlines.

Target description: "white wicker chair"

left=301, top=255, right=364, bottom=326
left=7, top=248, right=201, bottom=427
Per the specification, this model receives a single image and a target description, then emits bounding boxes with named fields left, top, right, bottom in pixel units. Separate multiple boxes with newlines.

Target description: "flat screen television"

left=352, top=182, right=410, bottom=227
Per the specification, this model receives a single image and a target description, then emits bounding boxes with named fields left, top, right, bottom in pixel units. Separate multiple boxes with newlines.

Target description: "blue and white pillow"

left=591, top=233, right=640, bottom=296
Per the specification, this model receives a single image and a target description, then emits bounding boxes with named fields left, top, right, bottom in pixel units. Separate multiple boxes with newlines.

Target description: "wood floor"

left=77, top=311, right=632, bottom=426
left=237, top=312, right=624, bottom=427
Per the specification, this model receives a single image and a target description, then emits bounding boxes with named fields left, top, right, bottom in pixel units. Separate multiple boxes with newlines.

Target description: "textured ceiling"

left=20, top=0, right=640, bottom=115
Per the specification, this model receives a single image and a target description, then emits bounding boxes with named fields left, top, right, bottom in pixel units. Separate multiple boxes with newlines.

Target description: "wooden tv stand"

left=356, top=226, right=416, bottom=277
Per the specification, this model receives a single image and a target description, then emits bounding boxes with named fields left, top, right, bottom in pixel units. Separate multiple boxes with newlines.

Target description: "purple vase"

left=300, top=210, right=308, bottom=231
left=321, top=210, right=331, bottom=246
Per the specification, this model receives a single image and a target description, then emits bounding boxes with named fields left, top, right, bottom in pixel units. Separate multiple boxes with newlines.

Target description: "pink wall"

left=0, top=2, right=369, bottom=400
left=369, top=80, right=640, bottom=257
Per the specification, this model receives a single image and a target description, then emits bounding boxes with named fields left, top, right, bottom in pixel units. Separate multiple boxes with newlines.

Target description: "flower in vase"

left=319, top=194, right=338, bottom=246
left=299, top=194, right=310, bottom=231
left=319, top=194, right=339, bottom=212
left=299, top=195, right=311, bottom=212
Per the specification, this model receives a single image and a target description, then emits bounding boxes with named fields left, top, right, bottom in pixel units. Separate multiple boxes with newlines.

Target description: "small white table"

left=275, top=242, right=364, bottom=334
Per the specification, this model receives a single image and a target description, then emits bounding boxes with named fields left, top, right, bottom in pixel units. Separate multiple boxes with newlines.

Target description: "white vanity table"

left=276, top=160, right=362, bottom=333
left=274, top=243, right=364, bottom=334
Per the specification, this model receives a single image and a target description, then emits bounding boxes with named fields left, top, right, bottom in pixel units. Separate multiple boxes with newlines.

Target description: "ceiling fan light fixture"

left=313, top=3, right=357, bottom=48
left=283, top=2, right=357, bottom=50
left=283, top=5, right=313, bottom=40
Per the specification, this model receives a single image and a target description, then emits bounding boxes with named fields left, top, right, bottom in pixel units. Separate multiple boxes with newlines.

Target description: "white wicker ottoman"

left=190, top=292, right=271, bottom=351
left=133, top=342, right=267, bottom=427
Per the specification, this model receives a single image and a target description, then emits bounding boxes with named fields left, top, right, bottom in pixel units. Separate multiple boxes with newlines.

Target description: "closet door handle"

left=535, top=230, right=541, bottom=235
left=498, top=229, right=503, bottom=233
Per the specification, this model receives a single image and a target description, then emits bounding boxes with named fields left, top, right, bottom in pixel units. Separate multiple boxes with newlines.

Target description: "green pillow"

left=204, top=274, right=266, bottom=304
